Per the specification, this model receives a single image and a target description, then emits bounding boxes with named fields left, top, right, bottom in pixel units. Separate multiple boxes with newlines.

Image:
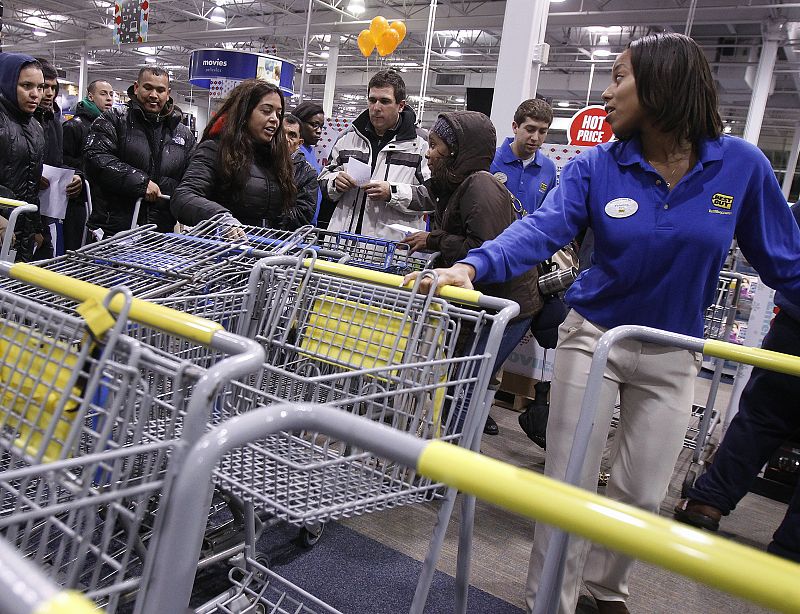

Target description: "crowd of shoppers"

left=0, top=44, right=797, bottom=614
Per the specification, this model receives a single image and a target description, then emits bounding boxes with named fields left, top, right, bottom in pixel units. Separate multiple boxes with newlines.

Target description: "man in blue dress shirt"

left=490, top=98, right=557, bottom=216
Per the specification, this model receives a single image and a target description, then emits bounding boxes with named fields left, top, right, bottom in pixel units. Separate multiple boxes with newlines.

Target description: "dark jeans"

left=687, top=309, right=800, bottom=562
left=448, top=317, right=532, bottom=436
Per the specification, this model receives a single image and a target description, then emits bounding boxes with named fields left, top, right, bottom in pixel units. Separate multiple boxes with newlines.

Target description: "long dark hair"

left=628, top=33, right=723, bottom=145
left=203, top=79, right=296, bottom=212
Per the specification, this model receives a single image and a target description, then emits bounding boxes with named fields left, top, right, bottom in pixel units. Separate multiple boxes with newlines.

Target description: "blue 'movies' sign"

left=188, top=49, right=295, bottom=96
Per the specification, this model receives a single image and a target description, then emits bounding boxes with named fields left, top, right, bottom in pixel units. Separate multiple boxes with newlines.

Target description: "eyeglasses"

left=304, top=120, right=324, bottom=130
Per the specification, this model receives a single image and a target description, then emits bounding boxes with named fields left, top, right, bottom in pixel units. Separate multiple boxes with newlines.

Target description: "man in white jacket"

left=319, top=70, right=431, bottom=237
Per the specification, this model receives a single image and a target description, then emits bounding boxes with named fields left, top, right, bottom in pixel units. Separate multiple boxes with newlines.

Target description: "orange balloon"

left=377, top=28, right=400, bottom=56
left=389, top=21, right=406, bottom=44
left=369, top=16, right=389, bottom=40
left=357, top=29, right=376, bottom=57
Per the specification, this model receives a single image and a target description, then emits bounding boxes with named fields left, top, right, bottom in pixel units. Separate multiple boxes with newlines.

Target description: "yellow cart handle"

left=304, top=257, right=483, bottom=305
left=704, top=339, right=800, bottom=377
left=9, top=263, right=222, bottom=345
left=0, top=196, right=35, bottom=209
left=418, top=440, right=800, bottom=614
left=33, top=591, right=98, bottom=614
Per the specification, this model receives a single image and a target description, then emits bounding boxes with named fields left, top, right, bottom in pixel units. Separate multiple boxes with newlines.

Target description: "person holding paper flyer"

left=318, top=69, right=430, bottom=238
left=0, top=52, right=46, bottom=262
left=34, top=58, right=81, bottom=257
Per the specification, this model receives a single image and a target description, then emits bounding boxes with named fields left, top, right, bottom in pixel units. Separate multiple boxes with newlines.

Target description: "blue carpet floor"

left=192, top=519, right=524, bottom=614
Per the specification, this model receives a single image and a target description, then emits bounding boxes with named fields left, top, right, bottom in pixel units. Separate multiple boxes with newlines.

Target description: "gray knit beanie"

left=431, top=116, right=458, bottom=152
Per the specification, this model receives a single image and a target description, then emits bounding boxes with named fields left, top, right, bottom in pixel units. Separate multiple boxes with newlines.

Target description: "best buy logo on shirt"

left=539, top=182, right=548, bottom=193
left=711, top=193, right=734, bottom=210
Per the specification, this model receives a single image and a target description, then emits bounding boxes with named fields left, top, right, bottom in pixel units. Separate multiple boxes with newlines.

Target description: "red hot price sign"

left=568, top=105, right=614, bottom=147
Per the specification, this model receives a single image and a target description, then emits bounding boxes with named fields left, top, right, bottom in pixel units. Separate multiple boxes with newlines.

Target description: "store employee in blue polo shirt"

left=490, top=98, right=557, bottom=215
left=406, top=33, right=800, bottom=614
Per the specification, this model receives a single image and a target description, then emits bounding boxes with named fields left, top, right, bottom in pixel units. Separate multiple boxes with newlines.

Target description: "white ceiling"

left=4, top=0, right=800, bottom=148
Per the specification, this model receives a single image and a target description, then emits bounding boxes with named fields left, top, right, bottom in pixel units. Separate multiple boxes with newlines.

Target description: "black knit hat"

left=293, top=101, right=324, bottom=122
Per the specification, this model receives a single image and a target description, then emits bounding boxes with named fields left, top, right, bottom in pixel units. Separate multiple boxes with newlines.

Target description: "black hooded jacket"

left=425, top=111, right=541, bottom=320
left=85, top=85, right=196, bottom=235
left=0, top=52, right=46, bottom=261
left=63, top=100, right=101, bottom=170
left=171, top=134, right=317, bottom=229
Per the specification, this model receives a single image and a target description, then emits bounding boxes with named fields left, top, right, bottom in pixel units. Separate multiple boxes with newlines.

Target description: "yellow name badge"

left=711, top=193, right=734, bottom=210
left=539, top=182, right=548, bottom=193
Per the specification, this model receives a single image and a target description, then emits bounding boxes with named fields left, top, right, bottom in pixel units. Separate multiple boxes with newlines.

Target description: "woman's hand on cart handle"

left=403, top=262, right=476, bottom=293
left=401, top=231, right=429, bottom=255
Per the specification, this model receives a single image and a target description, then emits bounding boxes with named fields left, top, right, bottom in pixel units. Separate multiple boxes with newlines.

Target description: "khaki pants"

left=525, top=310, right=701, bottom=613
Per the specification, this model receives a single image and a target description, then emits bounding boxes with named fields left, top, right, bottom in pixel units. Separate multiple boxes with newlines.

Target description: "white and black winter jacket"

left=319, top=107, right=431, bottom=238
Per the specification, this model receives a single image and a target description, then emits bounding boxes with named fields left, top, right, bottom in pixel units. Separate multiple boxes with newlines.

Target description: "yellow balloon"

left=377, top=28, right=400, bottom=56
left=357, top=29, right=376, bottom=58
left=370, top=16, right=389, bottom=40
left=389, top=21, right=406, bottom=44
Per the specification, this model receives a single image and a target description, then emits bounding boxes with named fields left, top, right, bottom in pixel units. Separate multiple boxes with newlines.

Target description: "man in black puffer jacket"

left=85, top=66, right=195, bottom=236
left=62, top=79, right=114, bottom=250
left=0, top=53, right=46, bottom=262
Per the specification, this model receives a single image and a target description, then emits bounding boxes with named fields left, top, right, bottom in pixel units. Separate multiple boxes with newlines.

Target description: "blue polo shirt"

left=490, top=137, right=557, bottom=214
left=300, top=143, right=322, bottom=225
left=463, top=135, right=800, bottom=337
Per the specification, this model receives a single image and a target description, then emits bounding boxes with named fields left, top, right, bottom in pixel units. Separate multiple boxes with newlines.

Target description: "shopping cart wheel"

left=681, top=468, right=697, bottom=499
left=298, top=523, right=325, bottom=548
left=255, top=553, right=271, bottom=570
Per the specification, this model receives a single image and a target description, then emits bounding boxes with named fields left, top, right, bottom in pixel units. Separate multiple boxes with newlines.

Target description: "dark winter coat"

left=0, top=53, right=46, bottom=261
left=171, top=138, right=317, bottom=229
left=85, top=86, right=196, bottom=235
left=425, top=111, right=541, bottom=320
left=63, top=99, right=101, bottom=170
left=34, top=101, right=64, bottom=168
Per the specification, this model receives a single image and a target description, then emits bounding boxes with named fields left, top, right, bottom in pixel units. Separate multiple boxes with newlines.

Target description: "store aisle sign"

left=568, top=105, right=613, bottom=147
left=188, top=49, right=296, bottom=96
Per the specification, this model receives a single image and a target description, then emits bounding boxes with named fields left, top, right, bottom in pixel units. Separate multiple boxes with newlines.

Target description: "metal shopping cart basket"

left=0, top=262, right=264, bottom=613
left=608, top=272, right=742, bottom=491
left=146, top=254, right=518, bottom=612
left=132, top=402, right=800, bottom=614
left=534, top=324, right=800, bottom=614
left=0, top=197, right=39, bottom=263
left=302, top=228, right=438, bottom=275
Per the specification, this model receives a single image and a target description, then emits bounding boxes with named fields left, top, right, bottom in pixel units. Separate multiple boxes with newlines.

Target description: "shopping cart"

left=136, top=402, right=800, bottom=614
left=0, top=262, right=264, bottom=612
left=0, top=196, right=39, bottom=262
left=681, top=271, right=742, bottom=494
left=0, top=535, right=98, bottom=614
left=148, top=253, right=516, bottom=612
left=534, top=324, right=800, bottom=614
left=302, top=228, right=438, bottom=274
left=608, top=272, right=742, bottom=493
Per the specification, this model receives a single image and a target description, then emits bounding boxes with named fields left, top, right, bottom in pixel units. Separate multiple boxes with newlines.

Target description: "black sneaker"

left=483, top=415, right=499, bottom=435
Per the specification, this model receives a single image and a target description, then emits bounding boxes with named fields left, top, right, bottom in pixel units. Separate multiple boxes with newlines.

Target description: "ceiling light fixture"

left=347, top=0, right=365, bottom=17
left=593, top=35, right=612, bottom=57
left=209, top=7, right=226, bottom=24
left=557, top=100, right=570, bottom=108
left=445, top=40, right=462, bottom=57
left=145, top=56, right=158, bottom=64
left=33, top=29, right=48, bottom=37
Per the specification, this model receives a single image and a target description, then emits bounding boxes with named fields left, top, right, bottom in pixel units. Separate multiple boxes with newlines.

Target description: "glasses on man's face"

left=305, top=120, right=324, bottom=130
